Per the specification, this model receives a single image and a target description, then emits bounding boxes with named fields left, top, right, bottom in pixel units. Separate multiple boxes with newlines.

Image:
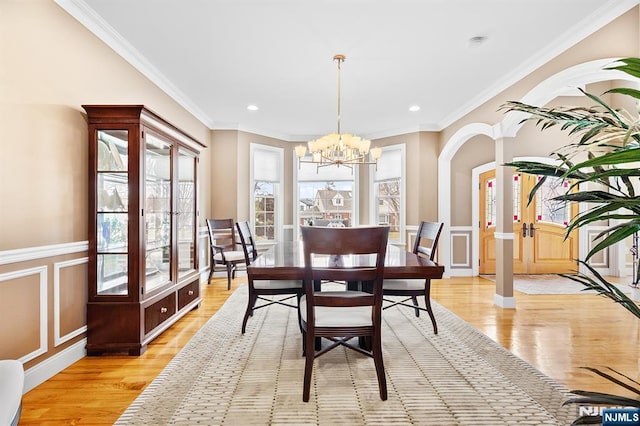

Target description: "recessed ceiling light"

left=247, top=104, right=259, bottom=111
left=409, top=105, right=420, bottom=112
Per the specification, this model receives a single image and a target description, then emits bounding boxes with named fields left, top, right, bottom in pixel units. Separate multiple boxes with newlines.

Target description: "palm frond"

left=560, top=261, right=640, bottom=319
left=604, top=57, right=640, bottom=78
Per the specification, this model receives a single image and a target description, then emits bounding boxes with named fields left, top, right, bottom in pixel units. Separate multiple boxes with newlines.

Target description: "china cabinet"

left=83, top=105, right=204, bottom=355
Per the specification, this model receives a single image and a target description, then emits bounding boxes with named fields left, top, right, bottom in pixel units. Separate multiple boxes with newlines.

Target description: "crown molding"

left=54, top=0, right=215, bottom=129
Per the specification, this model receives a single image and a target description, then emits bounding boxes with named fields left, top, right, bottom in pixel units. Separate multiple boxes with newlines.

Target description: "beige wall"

left=1, top=0, right=211, bottom=386
left=209, top=130, right=294, bottom=224
left=1, top=0, right=212, bottom=250
left=368, top=132, right=439, bottom=228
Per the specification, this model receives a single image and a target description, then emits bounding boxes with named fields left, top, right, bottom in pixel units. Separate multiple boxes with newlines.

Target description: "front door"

left=479, top=169, right=578, bottom=274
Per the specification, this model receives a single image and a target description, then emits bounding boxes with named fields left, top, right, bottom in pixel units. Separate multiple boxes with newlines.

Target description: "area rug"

left=480, top=274, right=633, bottom=295
left=115, top=286, right=577, bottom=425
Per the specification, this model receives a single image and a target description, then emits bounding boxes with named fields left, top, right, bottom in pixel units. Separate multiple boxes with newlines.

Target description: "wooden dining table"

left=247, top=241, right=445, bottom=282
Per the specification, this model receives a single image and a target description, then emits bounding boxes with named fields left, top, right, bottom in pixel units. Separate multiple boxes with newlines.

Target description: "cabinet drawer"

left=178, top=281, right=200, bottom=310
left=144, top=294, right=176, bottom=334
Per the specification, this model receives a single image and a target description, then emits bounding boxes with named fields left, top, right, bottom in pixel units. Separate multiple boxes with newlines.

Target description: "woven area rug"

left=480, top=274, right=632, bottom=295
left=115, top=285, right=577, bottom=425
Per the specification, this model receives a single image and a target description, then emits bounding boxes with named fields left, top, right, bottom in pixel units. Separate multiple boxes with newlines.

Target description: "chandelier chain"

left=336, top=54, right=342, bottom=136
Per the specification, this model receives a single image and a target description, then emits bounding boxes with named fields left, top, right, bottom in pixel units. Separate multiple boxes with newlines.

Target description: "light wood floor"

left=20, top=275, right=640, bottom=425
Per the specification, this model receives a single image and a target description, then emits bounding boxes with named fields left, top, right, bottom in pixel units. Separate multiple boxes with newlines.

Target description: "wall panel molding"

left=0, top=266, right=48, bottom=362
left=53, top=257, right=88, bottom=347
left=449, top=226, right=473, bottom=276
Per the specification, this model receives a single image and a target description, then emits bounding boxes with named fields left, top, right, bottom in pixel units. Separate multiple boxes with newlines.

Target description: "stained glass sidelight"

left=484, top=175, right=521, bottom=228
left=535, top=176, right=570, bottom=226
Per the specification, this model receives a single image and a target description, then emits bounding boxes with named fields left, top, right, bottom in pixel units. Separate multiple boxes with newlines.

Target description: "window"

left=251, top=144, right=283, bottom=242
left=254, top=182, right=275, bottom=240
left=295, top=158, right=357, bottom=236
left=371, top=144, right=405, bottom=243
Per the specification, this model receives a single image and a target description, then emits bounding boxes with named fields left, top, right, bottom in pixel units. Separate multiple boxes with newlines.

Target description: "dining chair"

left=236, top=221, right=303, bottom=333
left=206, top=219, right=246, bottom=290
left=382, top=221, right=443, bottom=334
left=300, top=225, right=389, bottom=402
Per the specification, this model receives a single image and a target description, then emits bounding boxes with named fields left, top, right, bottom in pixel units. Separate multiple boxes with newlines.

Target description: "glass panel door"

left=96, top=130, right=129, bottom=296
left=144, top=133, right=172, bottom=292
left=177, top=148, right=197, bottom=278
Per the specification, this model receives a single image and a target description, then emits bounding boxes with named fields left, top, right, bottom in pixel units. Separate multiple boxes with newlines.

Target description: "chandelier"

left=295, top=54, right=382, bottom=169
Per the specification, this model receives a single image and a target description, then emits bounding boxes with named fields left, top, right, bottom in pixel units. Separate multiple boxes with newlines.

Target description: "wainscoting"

left=0, top=242, right=88, bottom=392
left=1, top=227, right=213, bottom=393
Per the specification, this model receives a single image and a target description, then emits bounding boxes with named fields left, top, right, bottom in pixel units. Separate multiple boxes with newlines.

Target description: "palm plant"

left=500, top=57, right=640, bottom=424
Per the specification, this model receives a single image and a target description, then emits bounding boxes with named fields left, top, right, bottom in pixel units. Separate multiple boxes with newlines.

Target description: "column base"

left=494, top=293, right=516, bottom=308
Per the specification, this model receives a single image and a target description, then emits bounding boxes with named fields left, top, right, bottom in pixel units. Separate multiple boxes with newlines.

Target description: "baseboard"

left=23, top=339, right=86, bottom=393
left=493, top=294, right=516, bottom=309
left=446, top=269, right=474, bottom=277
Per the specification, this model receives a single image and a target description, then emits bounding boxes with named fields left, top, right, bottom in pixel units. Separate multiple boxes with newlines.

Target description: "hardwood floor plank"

left=19, top=275, right=640, bottom=424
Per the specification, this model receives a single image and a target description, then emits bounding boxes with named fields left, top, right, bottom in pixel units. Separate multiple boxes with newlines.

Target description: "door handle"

left=522, top=223, right=527, bottom=238
left=529, top=223, right=535, bottom=238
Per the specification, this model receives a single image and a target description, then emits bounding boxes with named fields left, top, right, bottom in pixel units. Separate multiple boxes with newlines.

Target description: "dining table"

left=247, top=241, right=445, bottom=282
left=247, top=240, right=445, bottom=351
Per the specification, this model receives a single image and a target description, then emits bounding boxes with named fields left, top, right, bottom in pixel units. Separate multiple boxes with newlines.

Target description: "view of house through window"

left=297, top=159, right=356, bottom=233
left=299, top=181, right=353, bottom=227
left=375, top=178, right=401, bottom=240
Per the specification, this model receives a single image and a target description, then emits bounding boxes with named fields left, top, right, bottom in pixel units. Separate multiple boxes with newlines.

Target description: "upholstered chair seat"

left=382, top=279, right=424, bottom=291
left=213, top=250, right=245, bottom=262
left=300, top=291, right=373, bottom=327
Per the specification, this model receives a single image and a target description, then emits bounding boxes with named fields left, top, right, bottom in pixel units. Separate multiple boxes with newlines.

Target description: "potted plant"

left=500, top=57, right=640, bottom=425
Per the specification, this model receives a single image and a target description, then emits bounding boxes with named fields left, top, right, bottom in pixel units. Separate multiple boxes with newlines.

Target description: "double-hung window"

left=250, top=144, right=283, bottom=242
left=371, top=144, right=405, bottom=243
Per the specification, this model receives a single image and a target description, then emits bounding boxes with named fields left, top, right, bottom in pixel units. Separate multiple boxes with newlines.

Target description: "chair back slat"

left=313, top=293, right=374, bottom=307
left=413, top=221, right=444, bottom=261
left=236, top=221, right=258, bottom=264
left=206, top=219, right=237, bottom=251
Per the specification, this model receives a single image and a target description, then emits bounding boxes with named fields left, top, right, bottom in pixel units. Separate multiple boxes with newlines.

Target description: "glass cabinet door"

left=96, top=130, right=129, bottom=296
left=177, top=148, right=197, bottom=279
left=144, top=133, right=172, bottom=293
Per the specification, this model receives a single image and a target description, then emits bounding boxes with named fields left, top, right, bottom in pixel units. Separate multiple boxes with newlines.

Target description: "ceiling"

left=57, top=0, right=637, bottom=141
